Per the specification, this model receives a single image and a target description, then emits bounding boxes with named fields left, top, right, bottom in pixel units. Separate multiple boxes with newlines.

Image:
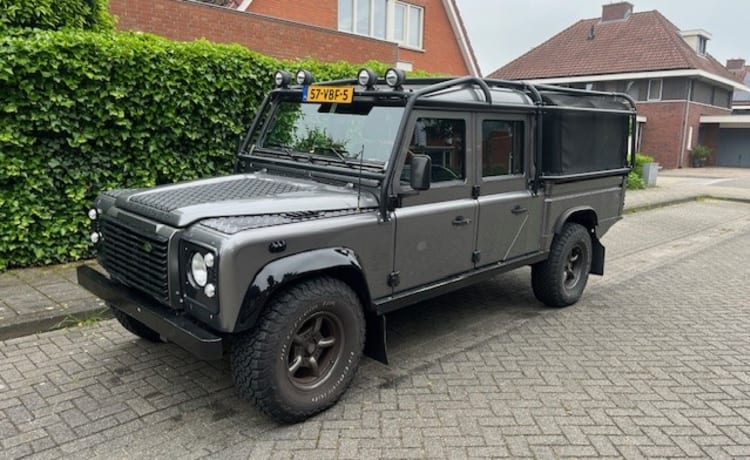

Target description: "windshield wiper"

left=260, top=143, right=312, bottom=162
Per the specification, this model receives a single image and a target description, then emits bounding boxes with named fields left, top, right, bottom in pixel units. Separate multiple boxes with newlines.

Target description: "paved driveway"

left=2, top=200, right=750, bottom=459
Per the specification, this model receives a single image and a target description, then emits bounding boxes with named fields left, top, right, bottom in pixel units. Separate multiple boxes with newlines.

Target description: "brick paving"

left=1, top=200, right=750, bottom=459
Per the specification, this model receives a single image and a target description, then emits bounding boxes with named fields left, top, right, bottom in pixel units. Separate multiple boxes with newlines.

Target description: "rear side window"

left=482, top=120, right=524, bottom=177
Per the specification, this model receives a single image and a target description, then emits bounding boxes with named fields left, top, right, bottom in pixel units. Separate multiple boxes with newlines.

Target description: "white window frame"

left=647, top=79, right=663, bottom=101
left=338, top=0, right=387, bottom=40
left=390, top=1, right=423, bottom=49
left=338, top=0, right=424, bottom=50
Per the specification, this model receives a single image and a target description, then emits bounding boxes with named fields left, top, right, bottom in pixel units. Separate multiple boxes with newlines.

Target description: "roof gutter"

left=442, top=0, right=481, bottom=76
left=525, top=69, right=750, bottom=92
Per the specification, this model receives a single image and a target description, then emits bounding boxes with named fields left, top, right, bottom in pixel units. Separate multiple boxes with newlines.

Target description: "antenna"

left=356, top=144, right=365, bottom=211
left=588, top=24, right=596, bottom=40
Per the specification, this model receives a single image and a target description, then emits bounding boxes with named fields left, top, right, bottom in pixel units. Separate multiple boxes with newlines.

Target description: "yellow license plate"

left=303, top=86, right=354, bottom=104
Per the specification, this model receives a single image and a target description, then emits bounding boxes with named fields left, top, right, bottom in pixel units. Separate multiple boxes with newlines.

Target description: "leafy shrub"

left=626, top=153, right=655, bottom=190
left=690, top=144, right=711, bottom=167
left=0, top=0, right=114, bottom=32
left=0, top=30, right=394, bottom=270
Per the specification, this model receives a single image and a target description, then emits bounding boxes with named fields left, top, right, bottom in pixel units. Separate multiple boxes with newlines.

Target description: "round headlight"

left=357, top=68, right=377, bottom=88
left=88, top=208, right=98, bottom=220
left=204, top=283, right=216, bottom=298
left=274, top=70, right=291, bottom=88
left=90, top=232, right=101, bottom=244
left=296, top=69, right=314, bottom=86
left=385, top=68, right=406, bottom=88
left=190, top=253, right=208, bottom=287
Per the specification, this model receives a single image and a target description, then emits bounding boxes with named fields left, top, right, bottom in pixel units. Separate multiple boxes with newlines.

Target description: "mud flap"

left=364, top=312, right=388, bottom=365
left=590, top=236, right=605, bottom=276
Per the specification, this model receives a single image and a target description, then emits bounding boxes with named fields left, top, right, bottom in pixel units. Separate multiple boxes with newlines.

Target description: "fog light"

left=204, top=283, right=216, bottom=298
left=385, top=68, right=406, bottom=88
left=90, top=232, right=101, bottom=244
left=296, top=69, right=314, bottom=86
left=88, top=208, right=98, bottom=220
left=357, top=68, right=377, bottom=88
left=204, top=252, right=215, bottom=268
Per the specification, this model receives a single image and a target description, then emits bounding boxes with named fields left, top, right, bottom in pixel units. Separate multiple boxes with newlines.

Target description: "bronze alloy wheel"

left=286, top=312, right=344, bottom=390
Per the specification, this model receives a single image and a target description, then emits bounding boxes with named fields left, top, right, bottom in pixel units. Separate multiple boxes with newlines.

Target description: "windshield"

left=257, top=100, right=404, bottom=168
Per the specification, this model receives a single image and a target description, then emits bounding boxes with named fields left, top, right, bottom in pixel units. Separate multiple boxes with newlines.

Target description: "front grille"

left=99, top=218, right=170, bottom=305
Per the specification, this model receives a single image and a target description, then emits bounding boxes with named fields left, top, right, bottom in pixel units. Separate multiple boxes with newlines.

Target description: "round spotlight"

left=204, top=252, right=215, bottom=268
left=88, top=208, right=98, bottom=220
left=190, top=253, right=208, bottom=287
left=296, top=69, right=315, bottom=86
left=90, top=232, right=101, bottom=244
left=204, top=283, right=216, bottom=298
left=357, top=68, right=378, bottom=88
left=385, top=68, right=406, bottom=88
left=274, top=70, right=291, bottom=88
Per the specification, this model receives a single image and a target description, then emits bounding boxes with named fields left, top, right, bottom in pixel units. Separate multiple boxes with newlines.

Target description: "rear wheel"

left=109, top=304, right=162, bottom=342
left=231, top=277, right=365, bottom=423
left=532, top=223, right=592, bottom=308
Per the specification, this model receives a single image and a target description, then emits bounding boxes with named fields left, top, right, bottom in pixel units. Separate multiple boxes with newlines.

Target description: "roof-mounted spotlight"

left=357, top=68, right=378, bottom=89
left=274, top=70, right=291, bottom=88
left=296, top=69, right=315, bottom=86
left=385, top=68, right=406, bottom=89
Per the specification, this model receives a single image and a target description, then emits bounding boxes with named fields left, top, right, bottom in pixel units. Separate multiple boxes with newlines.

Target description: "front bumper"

left=77, top=265, right=223, bottom=360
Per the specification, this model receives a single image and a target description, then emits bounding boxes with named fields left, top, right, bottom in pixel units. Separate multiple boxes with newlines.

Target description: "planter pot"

left=641, top=162, right=659, bottom=186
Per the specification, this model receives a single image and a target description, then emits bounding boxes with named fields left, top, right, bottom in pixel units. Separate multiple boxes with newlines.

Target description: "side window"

left=482, top=120, right=524, bottom=178
left=408, top=117, right=466, bottom=183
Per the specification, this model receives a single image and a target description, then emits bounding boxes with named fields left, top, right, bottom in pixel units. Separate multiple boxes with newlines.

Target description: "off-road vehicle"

left=78, top=68, right=636, bottom=422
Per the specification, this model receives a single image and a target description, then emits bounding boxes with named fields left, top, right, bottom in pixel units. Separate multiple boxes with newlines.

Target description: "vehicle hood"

left=108, top=173, right=379, bottom=227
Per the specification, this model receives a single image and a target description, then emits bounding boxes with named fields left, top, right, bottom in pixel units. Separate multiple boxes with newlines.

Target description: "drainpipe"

left=678, top=81, right=693, bottom=168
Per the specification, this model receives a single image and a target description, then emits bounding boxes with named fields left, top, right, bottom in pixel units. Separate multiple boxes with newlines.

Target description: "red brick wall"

left=248, top=0, right=337, bottom=29
left=699, top=123, right=721, bottom=165
left=109, top=0, right=470, bottom=75
left=637, top=101, right=730, bottom=168
left=685, top=103, right=730, bottom=167
left=109, top=0, right=396, bottom=64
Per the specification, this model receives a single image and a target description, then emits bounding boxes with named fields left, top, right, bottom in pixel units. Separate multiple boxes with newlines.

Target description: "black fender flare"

left=235, top=247, right=373, bottom=332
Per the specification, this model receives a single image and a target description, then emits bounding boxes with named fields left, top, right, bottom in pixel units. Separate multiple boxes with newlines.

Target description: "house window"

left=698, top=36, right=707, bottom=55
left=338, top=0, right=423, bottom=49
left=648, top=79, right=662, bottom=101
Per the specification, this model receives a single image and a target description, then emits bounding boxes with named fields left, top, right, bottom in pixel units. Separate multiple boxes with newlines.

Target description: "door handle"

left=452, top=215, right=471, bottom=226
left=511, top=205, right=528, bottom=215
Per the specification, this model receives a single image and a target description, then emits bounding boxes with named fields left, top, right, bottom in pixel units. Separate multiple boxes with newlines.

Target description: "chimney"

left=727, top=59, right=746, bottom=70
left=601, top=2, right=633, bottom=22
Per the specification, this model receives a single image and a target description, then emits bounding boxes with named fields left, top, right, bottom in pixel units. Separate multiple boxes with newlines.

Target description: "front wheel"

left=109, top=304, right=163, bottom=342
left=230, top=277, right=365, bottom=423
left=532, top=223, right=592, bottom=308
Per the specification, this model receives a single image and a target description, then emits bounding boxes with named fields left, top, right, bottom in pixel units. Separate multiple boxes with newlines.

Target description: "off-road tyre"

left=109, top=304, right=162, bottom=342
left=532, top=223, right=592, bottom=308
left=230, top=277, right=365, bottom=423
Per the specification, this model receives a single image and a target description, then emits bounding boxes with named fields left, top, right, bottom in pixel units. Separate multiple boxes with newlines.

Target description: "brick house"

left=109, top=0, right=480, bottom=76
left=487, top=2, right=750, bottom=169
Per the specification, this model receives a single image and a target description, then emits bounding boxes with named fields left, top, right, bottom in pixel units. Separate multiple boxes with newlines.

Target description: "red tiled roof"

left=488, top=10, right=739, bottom=82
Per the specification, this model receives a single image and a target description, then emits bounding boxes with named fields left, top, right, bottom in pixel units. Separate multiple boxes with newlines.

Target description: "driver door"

left=392, top=112, right=477, bottom=291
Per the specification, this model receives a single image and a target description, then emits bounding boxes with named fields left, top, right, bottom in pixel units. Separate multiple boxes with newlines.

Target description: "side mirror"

left=410, top=154, right=431, bottom=191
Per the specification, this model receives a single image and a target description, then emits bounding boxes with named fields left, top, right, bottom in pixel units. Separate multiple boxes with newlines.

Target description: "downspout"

left=678, top=80, right=693, bottom=168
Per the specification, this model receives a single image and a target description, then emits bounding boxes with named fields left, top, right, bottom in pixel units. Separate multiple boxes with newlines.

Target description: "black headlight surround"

left=179, top=240, right=219, bottom=315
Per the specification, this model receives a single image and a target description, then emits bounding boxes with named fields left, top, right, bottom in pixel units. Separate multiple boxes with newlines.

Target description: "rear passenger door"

left=474, top=115, right=542, bottom=265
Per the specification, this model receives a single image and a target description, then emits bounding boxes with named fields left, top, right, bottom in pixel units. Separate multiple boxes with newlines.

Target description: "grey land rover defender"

left=77, top=68, right=636, bottom=423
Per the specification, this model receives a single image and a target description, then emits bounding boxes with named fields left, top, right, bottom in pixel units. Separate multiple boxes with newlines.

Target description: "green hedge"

left=0, top=0, right=113, bottom=32
left=0, top=29, right=395, bottom=270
